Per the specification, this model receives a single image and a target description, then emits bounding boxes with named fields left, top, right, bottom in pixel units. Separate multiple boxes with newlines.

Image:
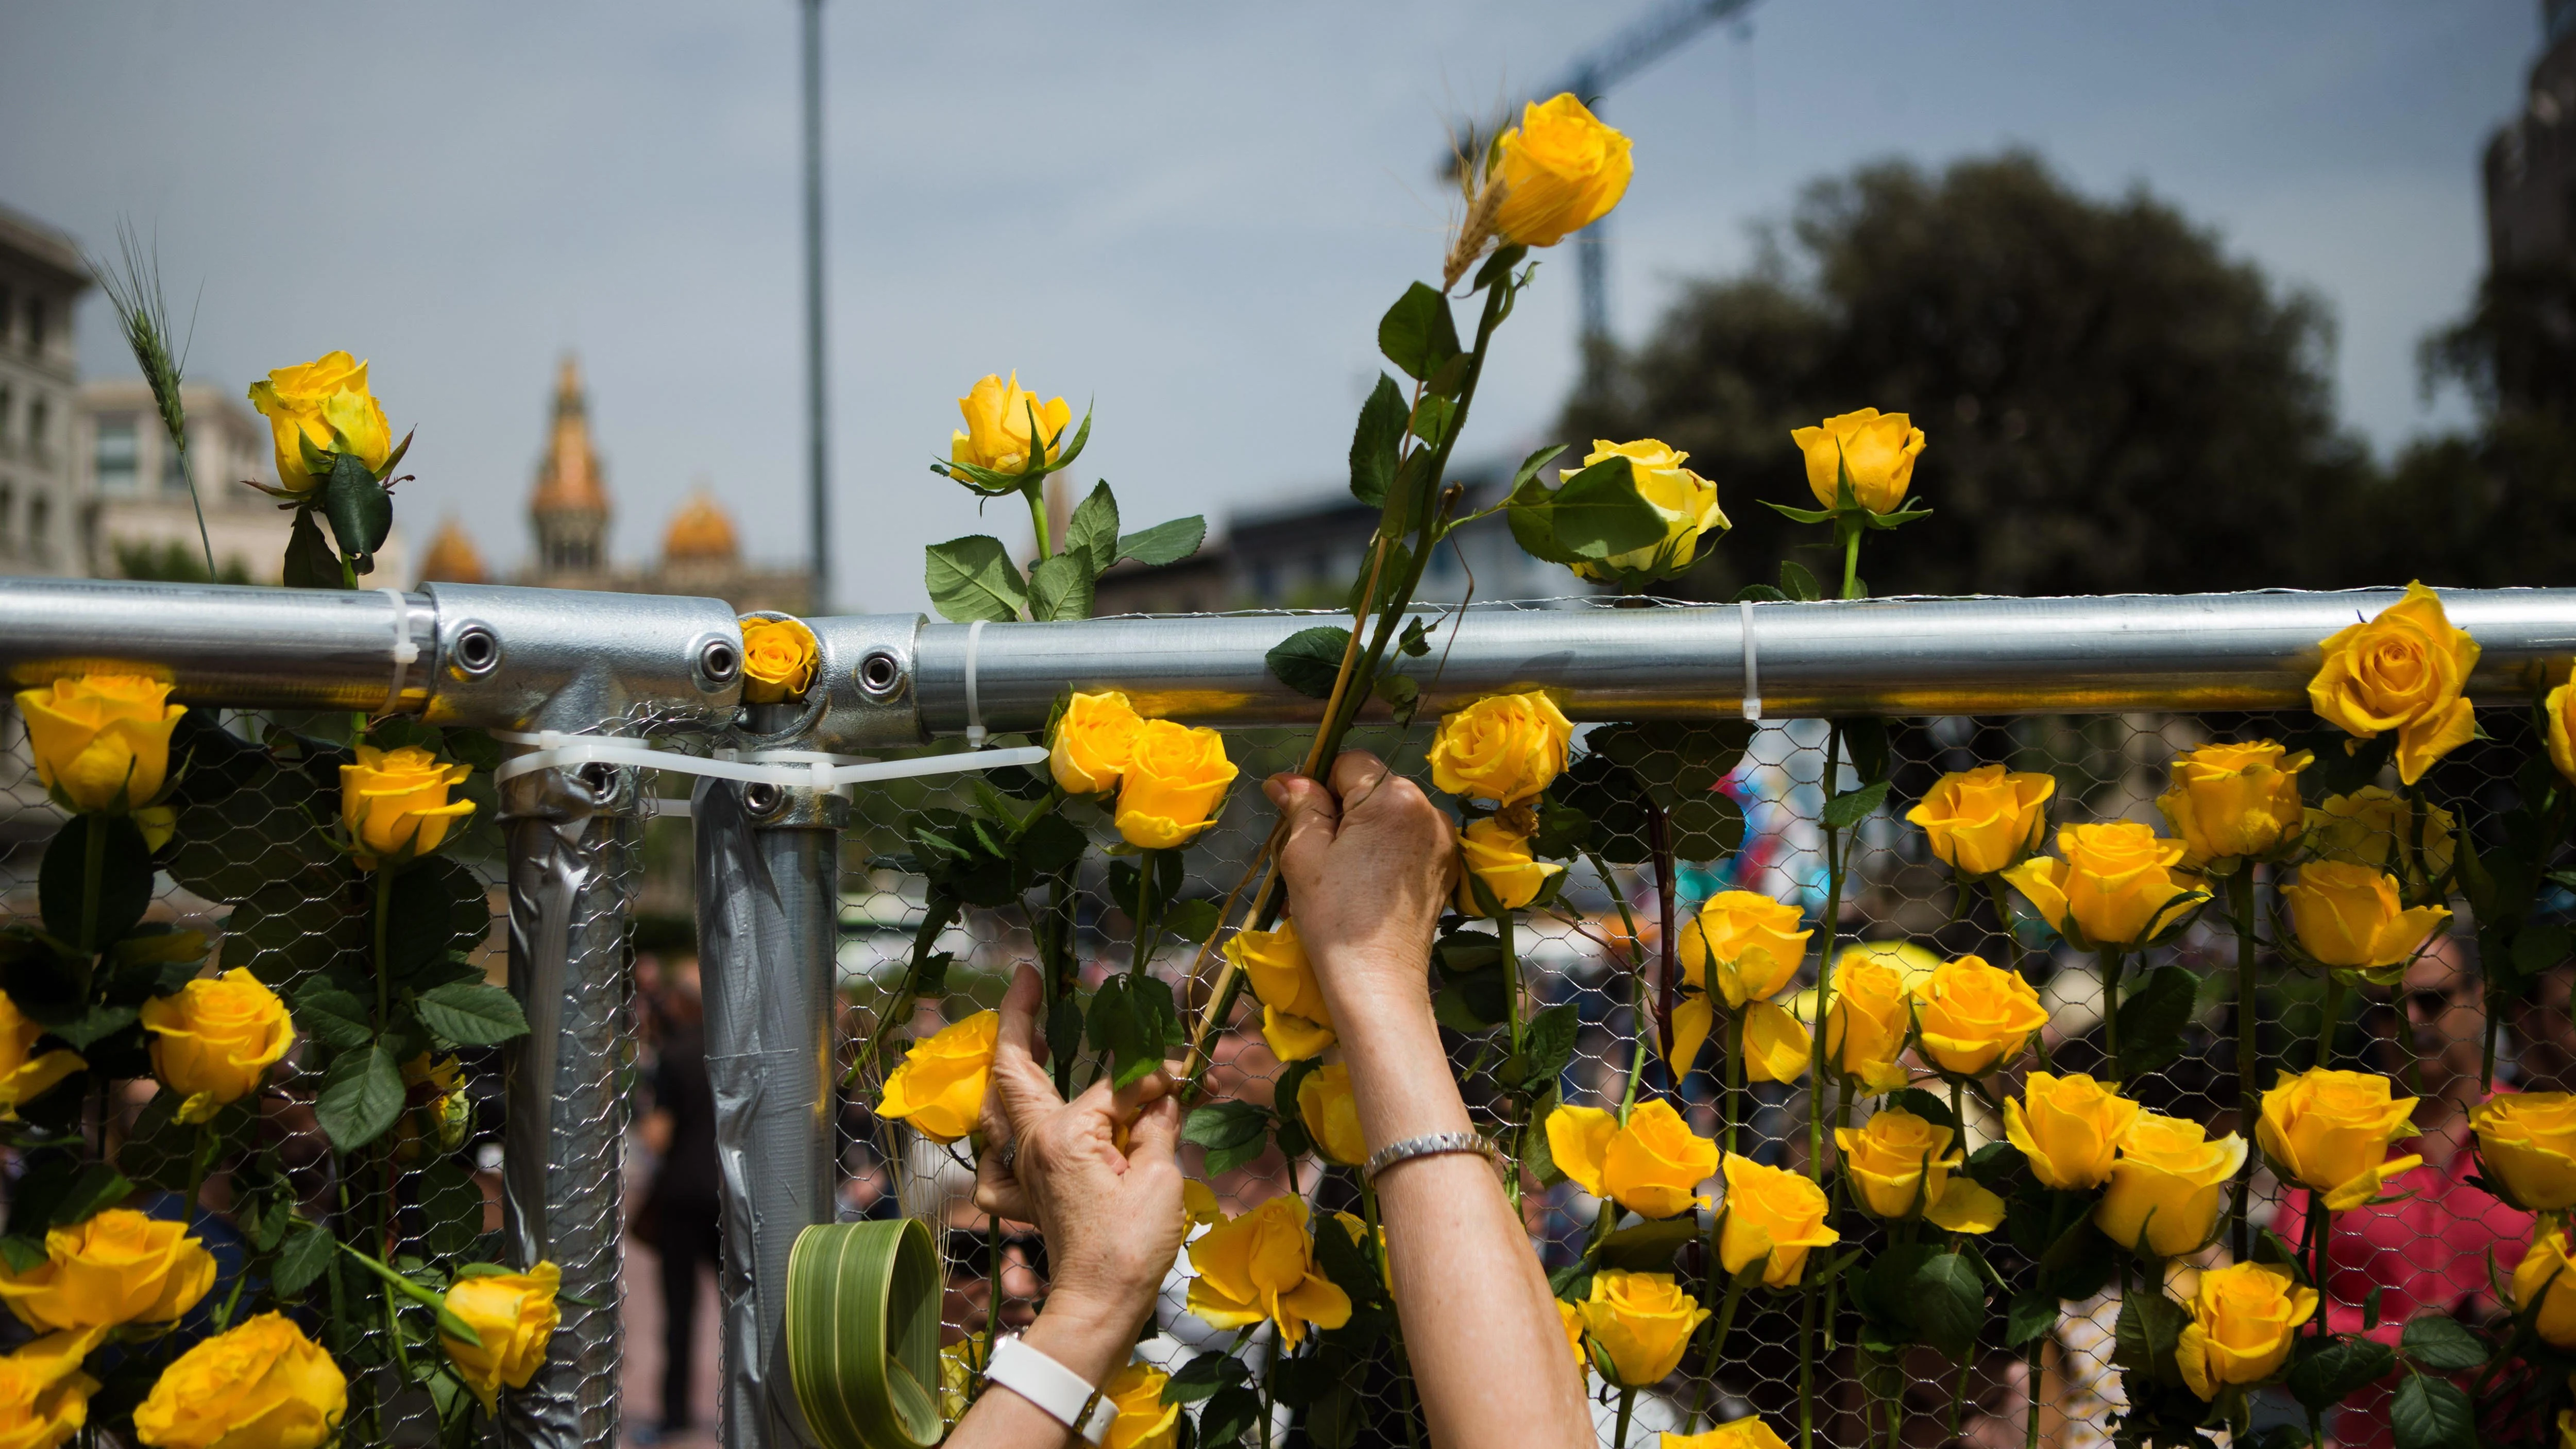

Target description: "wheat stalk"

left=88, top=222, right=216, bottom=579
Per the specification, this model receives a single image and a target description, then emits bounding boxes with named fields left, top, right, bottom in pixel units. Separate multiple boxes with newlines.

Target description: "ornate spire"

left=529, top=353, right=609, bottom=575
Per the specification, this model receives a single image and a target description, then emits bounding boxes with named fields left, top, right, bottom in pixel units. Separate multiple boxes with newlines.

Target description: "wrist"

left=1024, top=1289, right=1145, bottom=1387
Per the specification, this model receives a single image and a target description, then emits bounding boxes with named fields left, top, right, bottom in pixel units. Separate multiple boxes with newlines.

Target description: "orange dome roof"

left=418, top=518, right=487, bottom=584
left=662, top=490, right=739, bottom=562
left=530, top=355, right=609, bottom=516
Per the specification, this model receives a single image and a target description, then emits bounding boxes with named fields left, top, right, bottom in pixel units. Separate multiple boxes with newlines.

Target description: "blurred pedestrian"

left=637, top=959, right=719, bottom=1441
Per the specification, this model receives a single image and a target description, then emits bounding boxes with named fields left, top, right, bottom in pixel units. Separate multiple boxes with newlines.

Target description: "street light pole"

left=800, top=0, right=832, bottom=613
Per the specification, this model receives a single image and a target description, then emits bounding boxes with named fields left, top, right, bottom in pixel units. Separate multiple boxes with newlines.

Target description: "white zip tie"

left=1739, top=598, right=1762, bottom=722
left=964, top=618, right=990, bottom=750
left=488, top=729, right=1047, bottom=792
left=379, top=588, right=419, bottom=717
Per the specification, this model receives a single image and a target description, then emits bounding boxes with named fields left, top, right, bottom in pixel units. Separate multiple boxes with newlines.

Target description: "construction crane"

left=1449, top=0, right=1762, bottom=384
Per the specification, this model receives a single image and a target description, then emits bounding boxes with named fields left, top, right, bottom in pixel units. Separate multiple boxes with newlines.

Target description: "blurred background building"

left=0, top=204, right=92, bottom=578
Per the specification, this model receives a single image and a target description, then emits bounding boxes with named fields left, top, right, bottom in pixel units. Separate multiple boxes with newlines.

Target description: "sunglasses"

left=945, top=1228, right=1048, bottom=1281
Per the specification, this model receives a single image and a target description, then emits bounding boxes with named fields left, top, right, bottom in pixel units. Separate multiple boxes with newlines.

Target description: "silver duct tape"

left=501, top=761, right=643, bottom=1449
left=694, top=779, right=841, bottom=1449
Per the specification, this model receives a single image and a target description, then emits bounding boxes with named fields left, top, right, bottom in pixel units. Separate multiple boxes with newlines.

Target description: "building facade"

left=2485, top=0, right=2576, bottom=268
left=0, top=204, right=92, bottom=577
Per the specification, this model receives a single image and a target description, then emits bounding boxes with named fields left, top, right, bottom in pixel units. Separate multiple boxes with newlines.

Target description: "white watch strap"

left=985, top=1334, right=1118, bottom=1444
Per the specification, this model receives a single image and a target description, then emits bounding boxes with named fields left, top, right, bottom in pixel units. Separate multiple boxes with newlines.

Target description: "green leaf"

left=2111, top=1290, right=2190, bottom=1387
left=1044, top=995, right=1083, bottom=1071
left=1063, top=482, right=1120, bottom=577
left=386, top=858, right=492, bottom=976
left=1821, top=780, right=1892, bottom=831
left=1914, top=1253, right=1986, bottom=1360
left=1016, top=813, right=1089, bottom=877
left=315, top=1042, right=405, bottom=1151
left=1161, top=899, right=1221, bottom=946
left=2115, top=966, right=2201, bottom=1079
left=1348, top=374, right=1408, bottom=508
left=274, top=1223, right=336, bottom=1295
left=1398, top=617, right=1433, bottom=657
left=1762, top=501, right=1837, bottom=526
left=1511, top=1003, right=1581, bottom=1095
left=1115, top=516, right=1206, bottom=568
left=1163, top=1350, right=1249, bottom=1406
left=0, top=1237, right=45, bottom=1274
left=1890, top=1087, right=1959, bottom=1131
left=1028, top=552, right=1094, bottom=624
left=2397, top=1315, right=2488, bottom=1371
left=49, top=1162, right=136, bottom=1229
left=281, top=506, right=343, bottom=589
left=2005, top=1290, right=2059, bottom=1349
left=321, top=452, right=392, bottom=572
left=923, top=535, right=1027, bottom=623
left=2390, top=1373, right=2475, bottom=1449
left=1548, top=456, right=1665, bottom=561
left=2289, top=1335, right=2396, bottom=1412
left=33, top=1003, right=136, bottom=1051
left=1085, top=974, right=1180, bottom=1089
left=1373, top=671, right=1420, bottom=722
left=1506, top=471, right=1583, bottom=566
left=1780, top=560, right=1822, bottom=601
left=1266, top=625, right=1353, bottom=700
left=417, top=1158, right=485, bottom=1259
left=416, top=981, right=530, bottom=1047
left=1409, top=394, right=1456, bottom=450
left=221, top=880, right=368, bottom=986
left=40, top=814, right=155, bottom=949
left=1598, top=1217, right=1700, bottom=1273
left=1377, top=281, right=1461, bottom=382
left=1199, top=1382, right=1264, bottom=1447
left=1510, top=442, right=1570, bottom=493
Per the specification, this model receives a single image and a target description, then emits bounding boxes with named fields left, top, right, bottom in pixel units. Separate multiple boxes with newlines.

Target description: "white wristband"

left=985, top=1334, right=1118, bottom=1444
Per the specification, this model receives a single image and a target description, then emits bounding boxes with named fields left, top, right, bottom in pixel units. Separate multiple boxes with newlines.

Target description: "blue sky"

left=0, top=2, right=2539, bottom=609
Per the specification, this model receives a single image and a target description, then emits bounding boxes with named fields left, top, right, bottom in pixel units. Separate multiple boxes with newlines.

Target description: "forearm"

left=945, top=1293, right=1146, bottom=1449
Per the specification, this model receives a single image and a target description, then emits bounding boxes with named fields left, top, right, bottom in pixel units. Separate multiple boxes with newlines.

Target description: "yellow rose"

left=138, top=970, right=294, bottom=1124
left=246, top=350, right=392, bottom=493
left=2257, top=1068, right=2422, bottom=1212
left=2094, top=1112, right=2246, bottom=1257
left=1680, top=892, right=1812, bottom=1009
left=1049, top=691, right=1145, bottom=795
left=2551, top=679, right=2576, bottom=786
left=132, top=1311, right=346, bottom=1449
left=1837, top=1108, right=1960, bottom=1219
left=1557, top=1298, right=1587, bottom=1371
left=0, top=991, right=82, bottom=1123
left=15, top=674, right=185, bottom=813
left=2282, top=861, right=2450, bottom=971
left=1182, top=1179, right=1223, bottom=1228
left=1906, top=764, right=2054, bottom=878
left=1716, top=1154, right=1838, bottom=1287
left=0, top=1208, right=215, bottom=1332
left=1547, top=1100, right=1717, bottom=1221
left=738, top=617, right=819, bottom=705
left=2515, top=1225, right=2576, bottom=1349
left=338, top=744, right=475, bottom=868
left=2471, top=1092, right=2576, bottom=1212
left=1790, top=408, right=1925, bottom=515
left=1488, top=94, right=1634, bottom=249
left=1912, top=954, right=2049, bottom=1077
left=1427, top=692, right=1573, bottom=807
left=1824, top=956, right=1914, bottom=1095
left=2307, top=582, right=2480, bottom=786
left=2156, top=740, right=2312, bottom=869
left=937, top=1338, right=985, bottom=1429
left=1454, top=817, right=1564, bottom=917
left=950, top=372, right=1072, bottom=478
left=1567, top=438, right=1728, bottom=582
left=2004, top=1072, right=2142, bottom=1191
left=1663, top=1419, right=1793, bottom=1449
left=1183, top=1195, right=1352, bottom=1349
left=876, top=1010, right=998, bottom=1145
left=2303, top=787, right=2456, bottom=891
left=1229, top=919, right=1334, bottom=1063
left=2174, top=1263, right=2317, bottom=1400
left=1296, top=1063, right=1367, bottom=1168
left=1741, top=1000, right=1812, bottom=1084
left=439, top=1261, right=560, bottom=1413
left=1575, top=1270, right=1709, bottom=1387
left=1099, top=1361, right=1179, bottom=1449
left=2003, top=823, right=2204, bottom=947
left=2562, top=1407, right=2576, bottom=1449
left=1113, top=720, right=1237, bottom=849
left=0, top=1327, right=101, bottom=1449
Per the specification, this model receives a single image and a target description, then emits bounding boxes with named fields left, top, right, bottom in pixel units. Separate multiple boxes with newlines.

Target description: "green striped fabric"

left=785, top=1219, right=944, bottom=1449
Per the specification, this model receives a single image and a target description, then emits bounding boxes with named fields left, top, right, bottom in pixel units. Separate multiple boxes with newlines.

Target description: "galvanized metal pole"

left=801, top=0, right=833, bottom=614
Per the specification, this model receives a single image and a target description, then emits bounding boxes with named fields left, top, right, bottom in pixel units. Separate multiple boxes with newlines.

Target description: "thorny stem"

left=1841, top=520, right=1861, bottom=600
left=1692, top=1265, right=1753, bottom=1428
left=1808, top=719, right=1849, bottom=1184
left=1649, top=804, right=1678, bottom=1100
left=1723, top=1004, right=1745, bottom=1158
left=1612, top=1386, right=1636, bottom=1449
left=2315, top=972, right=2348, bottom=1072
left=2228, top=866, right=2259, bottom=1262
left=1798, top=1273, right=1819, bottom=1449
left=2100, top=949, right=2122, bottom=1078
left=1024, top=482, right=1053, bottom=565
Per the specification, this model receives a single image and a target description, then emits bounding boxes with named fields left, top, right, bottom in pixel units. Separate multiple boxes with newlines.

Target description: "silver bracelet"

left=1362, top=1131, right=1499, bottom=1183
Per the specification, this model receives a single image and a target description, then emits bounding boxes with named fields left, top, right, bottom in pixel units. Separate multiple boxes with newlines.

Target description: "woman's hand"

left=1265, top=749, right=1459, bottom=1025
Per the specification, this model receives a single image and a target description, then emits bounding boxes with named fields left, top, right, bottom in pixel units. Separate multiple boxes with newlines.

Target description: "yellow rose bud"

left=1836, top=1108, right=1962, bottom=1220
left=0, top=990, right=83, bottom=1123
left=950, top=372, right=1072, bottom=478
left=1454, top=817, right=1563, bottom=917
left=1049, top=691, right=1145, bottom=795
left=1716, top=1154, right=1838, bottom=1287
left=2173, top=1262, right=2317, bottom=1400
left=1824, top=956, right=1914, bottom=1095
left=1790, top=408, right=1925, bottom=516
left=1098, top=1361, right=1179, bottom=1449
left=2471, top=1092, right=2576, bottom=1212
left=2282, top=861, right=2450, bottom=971
left=2550, top=679, right=2576, bottom=786
left=876, top=1010, right=998, bottom=1145
left=1296, top=1062, right=1367, bottom=1168
left=2094, top=1112, right=2246, bottom=1257
left=737, top=617, right=819, bottom=705
left=338, top=744, right=475, bottom=869
left=1575, top=1270, right=1709, bottom=1387
left=2004, top=1072, right=2142, bottom=1191
left=138, top=969, right=294, bottom=1124
left=2307, top=582, right=2480, bottom=786
left=1567, top=438, right=1728, bottom=583
left=1184, top=1196, right=1352, bottom=1350
left=393, top=1052, right=468, bottom=1163
left=246, top=350, right=392, bottom=493
left=439, top=1261, right=560, bottom=1414
left=1547, top=1100, right=1718, bottom=1221
left=1742, top=1000, right=1812, bottom=1084
left=2156, top=740, right=2312, bottom=870
left=15, top=674, right=185, bottom=813
left=937, top=1338, right=985, bottom=1428
left=1912, top=954, right=2049, bottom=1077
left=1680, top=892, right=1812, bottom=1009
left=2303, top=787, right=2456, bottom=891
left=1427, top=692, right=1573, bottom=807
left=1229, top=919, right=1334, bottom=1063
left=132, top=1310, right=346, bottom=1449
left=2003, top=823, right=2204, bottom=947
left=1663, top=1418, right=1793, bottom=1449
left=1905, top=764, right=2054, bottom=878
left=2257, top=1068, right=2422, bottom=1212
left=1488, top=94, right=1634, bottom=249
left=0, top=1327, right=102, bottom=1449
left=2515, top=1225, right=2576, bottom=1349
left=1113, top=720, right=1238, bottom=850
left=0, top=1208, right=215, bottom=1333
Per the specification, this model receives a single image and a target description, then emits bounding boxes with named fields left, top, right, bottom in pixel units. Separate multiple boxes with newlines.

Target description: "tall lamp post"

left=800, top=0, right=831, bottom=613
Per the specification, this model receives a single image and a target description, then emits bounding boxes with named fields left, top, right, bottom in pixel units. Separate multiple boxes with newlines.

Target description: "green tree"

left=1561, top=151, right=2378, bottom=596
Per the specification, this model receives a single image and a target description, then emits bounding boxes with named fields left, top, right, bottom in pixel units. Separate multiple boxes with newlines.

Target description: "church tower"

left=529, top=356, right=609, bottom=579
